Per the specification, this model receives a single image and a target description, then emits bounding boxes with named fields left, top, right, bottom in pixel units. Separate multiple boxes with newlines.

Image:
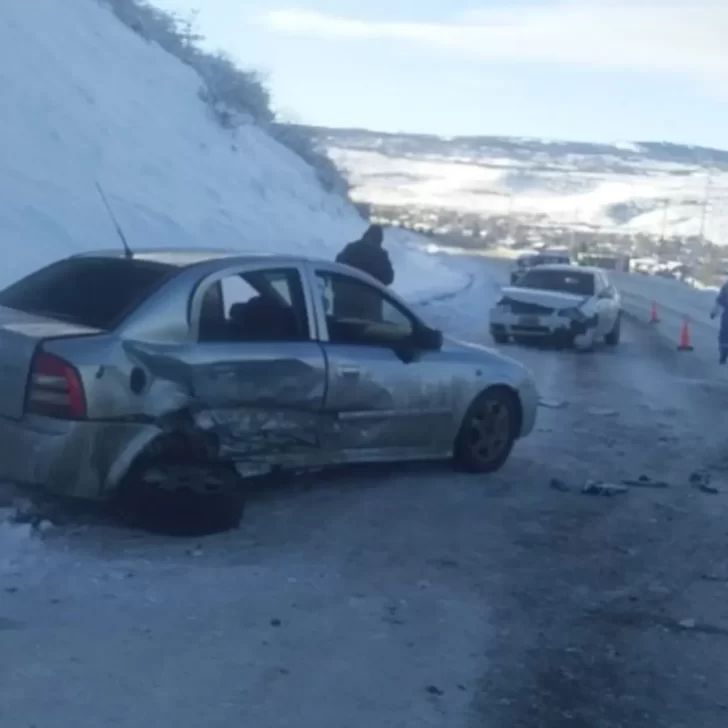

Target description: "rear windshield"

left=518, top=269, right=595, bottom=296
left=0, top=257, right=175, bottom=330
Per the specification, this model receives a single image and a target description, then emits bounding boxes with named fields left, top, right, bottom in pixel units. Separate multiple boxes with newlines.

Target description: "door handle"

left=340, top=366, right=361, bottom=378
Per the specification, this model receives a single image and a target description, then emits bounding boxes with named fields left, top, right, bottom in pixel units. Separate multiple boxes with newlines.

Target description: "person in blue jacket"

left=710, top=279, right=728, bottom=364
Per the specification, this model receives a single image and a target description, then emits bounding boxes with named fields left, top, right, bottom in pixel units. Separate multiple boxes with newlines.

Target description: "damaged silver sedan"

left=0, top=249, right=538, bottom=524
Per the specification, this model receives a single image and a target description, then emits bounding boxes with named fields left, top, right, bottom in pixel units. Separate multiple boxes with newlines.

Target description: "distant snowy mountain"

left=0, top=0, right=463, bottom=300
left=303, top=126, right=728, bottom=244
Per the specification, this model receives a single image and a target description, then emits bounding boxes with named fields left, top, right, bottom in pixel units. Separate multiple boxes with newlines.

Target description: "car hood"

left=442, top=335, right=531, bottom=379
left=499, top=286, right=589, bottom=309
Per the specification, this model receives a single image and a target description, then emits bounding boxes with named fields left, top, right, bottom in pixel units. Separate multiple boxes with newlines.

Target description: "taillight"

left=26, top=351, right=87, bottom=419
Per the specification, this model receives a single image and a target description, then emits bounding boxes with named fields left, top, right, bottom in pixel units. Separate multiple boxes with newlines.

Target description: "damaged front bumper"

left=490, top=308, right=597, bottom=347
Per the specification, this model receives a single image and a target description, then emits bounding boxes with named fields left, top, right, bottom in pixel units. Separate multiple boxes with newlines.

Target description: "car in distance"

left=490, top=264, right=621, bottom=350
left=510, top=249, right=572, bottom=285
left=0, top=249, right=539, bottom=527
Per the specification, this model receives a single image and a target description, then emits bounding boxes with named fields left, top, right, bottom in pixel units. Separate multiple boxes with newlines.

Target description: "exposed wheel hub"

left=468, top=399, right=511, bottom=464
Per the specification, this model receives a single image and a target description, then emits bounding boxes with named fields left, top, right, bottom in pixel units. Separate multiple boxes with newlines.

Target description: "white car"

left=489, top=264, right=621, bottom=350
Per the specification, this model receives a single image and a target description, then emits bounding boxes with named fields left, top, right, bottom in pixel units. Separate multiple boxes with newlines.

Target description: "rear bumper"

left=0, top=414, right=156, bottom=501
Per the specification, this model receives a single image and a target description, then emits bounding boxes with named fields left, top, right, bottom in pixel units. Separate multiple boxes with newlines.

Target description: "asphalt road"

left=3, top=253, right=728, bottom=728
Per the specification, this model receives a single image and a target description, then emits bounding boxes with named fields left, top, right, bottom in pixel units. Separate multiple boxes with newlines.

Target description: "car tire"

left=605, top=314, right=621, bottom=346
left=114, top=457, right=246, bottom=536
left=453, top=387, right=520, bottom=474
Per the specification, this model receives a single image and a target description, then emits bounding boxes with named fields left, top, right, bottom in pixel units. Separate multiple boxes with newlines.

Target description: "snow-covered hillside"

left=0, top=0, right=464, bottom=299
left=305, top=127, right=728, bottom=244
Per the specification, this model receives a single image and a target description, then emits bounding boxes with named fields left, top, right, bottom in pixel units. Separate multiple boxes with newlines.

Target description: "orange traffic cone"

left=677, top=316, right=694, bottom=351
left=649, top=301, right=660, bottom=324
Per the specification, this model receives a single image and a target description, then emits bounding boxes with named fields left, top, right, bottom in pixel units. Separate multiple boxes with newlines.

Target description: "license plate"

left=518, top=316, right=540, bottom=326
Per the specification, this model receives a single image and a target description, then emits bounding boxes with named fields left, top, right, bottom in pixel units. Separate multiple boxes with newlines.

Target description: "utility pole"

left=660, top=198, right=670, bottom=242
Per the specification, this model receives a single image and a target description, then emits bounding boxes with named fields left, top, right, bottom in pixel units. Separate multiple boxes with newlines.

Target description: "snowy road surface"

left=4, top=254, right=728, bottom=727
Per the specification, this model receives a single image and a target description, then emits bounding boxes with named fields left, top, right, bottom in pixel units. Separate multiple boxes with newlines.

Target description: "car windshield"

left=0, top=257, right=175, bottom=330
left=518, top=269, right=595, bottom=296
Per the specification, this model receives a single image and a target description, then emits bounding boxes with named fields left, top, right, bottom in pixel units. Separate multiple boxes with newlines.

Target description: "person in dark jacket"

left=710, top=279, right=728, bottom=364
left=333, top=225, right=395, bottom=322
left=335, top=225, right=394, bottom=286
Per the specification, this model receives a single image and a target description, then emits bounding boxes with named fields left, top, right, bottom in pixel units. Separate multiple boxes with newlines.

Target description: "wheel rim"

left=467, top=398, right=511, bottom=464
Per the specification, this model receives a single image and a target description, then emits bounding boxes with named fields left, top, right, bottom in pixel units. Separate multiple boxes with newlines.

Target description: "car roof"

left=70, top=247, right=335, bottom=268
left=67, top=247, right=393, bottom=291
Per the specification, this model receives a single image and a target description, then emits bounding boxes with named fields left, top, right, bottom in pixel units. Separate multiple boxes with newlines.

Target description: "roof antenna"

left=95, top=181, right=133, bottom=259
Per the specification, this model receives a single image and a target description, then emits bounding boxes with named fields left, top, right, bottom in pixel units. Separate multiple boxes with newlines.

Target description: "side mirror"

left=413, top=325, right=443, bottom=350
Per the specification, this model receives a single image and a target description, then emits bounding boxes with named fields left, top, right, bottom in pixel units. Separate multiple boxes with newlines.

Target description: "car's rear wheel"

left=605, top=313, right=621, bottom=346
left=114, top=457, right=246, bottom=536
left=453, top=387, right=520, bottom=473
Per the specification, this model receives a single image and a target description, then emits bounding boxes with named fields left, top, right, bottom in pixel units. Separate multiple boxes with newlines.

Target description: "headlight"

left=495, top=297, right=510, bottom=310
left=559, top=307, right=586, bottom=322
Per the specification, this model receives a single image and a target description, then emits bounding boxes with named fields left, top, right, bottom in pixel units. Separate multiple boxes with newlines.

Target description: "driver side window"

left=315, top=271, right=414, bottom=346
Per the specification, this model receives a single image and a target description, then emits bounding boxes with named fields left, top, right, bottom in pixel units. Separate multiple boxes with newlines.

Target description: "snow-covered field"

left=312, top=131, right=728, bottom=242
left=0, top=0, right=467, bottom=302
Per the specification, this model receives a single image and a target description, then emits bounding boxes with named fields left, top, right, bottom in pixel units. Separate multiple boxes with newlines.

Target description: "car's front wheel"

left=453, top=387, right=520, bottom=473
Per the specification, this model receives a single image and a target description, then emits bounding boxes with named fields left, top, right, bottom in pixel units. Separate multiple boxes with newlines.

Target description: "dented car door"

left=306, top=264, right=453, bottom=456
left=183, top=263, right=326, bottom=461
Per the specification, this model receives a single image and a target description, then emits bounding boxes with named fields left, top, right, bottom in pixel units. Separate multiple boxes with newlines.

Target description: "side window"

left=315, top=271, right=414, bottom=346
left=198, top=268, right=309, bottom=343
left=221, top=276, right=258, bottom=313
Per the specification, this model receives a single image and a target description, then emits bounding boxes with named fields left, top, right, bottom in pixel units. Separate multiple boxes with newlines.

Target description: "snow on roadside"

left=0, top=0, right=465, bottom=300
left=414, top=251, right=508, bottom=337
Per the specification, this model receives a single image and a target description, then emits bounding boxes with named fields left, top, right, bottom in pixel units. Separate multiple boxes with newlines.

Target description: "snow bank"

left=0, top=0, right=465, bottom=301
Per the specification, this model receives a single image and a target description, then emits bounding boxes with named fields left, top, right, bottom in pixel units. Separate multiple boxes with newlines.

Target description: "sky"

left=150, top=0, right=728, bottom=149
